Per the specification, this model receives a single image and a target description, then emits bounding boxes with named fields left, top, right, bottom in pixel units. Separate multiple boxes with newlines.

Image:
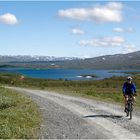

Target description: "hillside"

left=0, top=55, right=80, bottom=62
left=51, top=51, right=140, bottom=69
left=0, top=51, right=140, bottom=69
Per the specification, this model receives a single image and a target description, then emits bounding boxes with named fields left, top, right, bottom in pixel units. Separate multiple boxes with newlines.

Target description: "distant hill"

left=1, top=51, right=140, bottom=69
left=50, top=51, right=140, bottom=69
left=0, top=55, right=80, bottom=62
left=81, top=51, right=140, bottom=69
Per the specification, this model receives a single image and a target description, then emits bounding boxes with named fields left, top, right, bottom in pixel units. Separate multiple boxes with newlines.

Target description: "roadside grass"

left=0, top=72, right=140, bottom=107
left=0, top=86, right=42, bottom=139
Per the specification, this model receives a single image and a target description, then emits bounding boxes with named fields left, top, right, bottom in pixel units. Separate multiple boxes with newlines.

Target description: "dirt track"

left=8, top=87, right=140, bottom=139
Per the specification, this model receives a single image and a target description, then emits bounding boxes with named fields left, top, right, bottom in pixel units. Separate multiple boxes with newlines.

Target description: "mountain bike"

left=126, top=95, right=133, bottom=120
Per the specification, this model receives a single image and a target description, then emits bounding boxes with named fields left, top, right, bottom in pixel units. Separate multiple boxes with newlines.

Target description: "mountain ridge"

left=0, top=51, right=140, bottom=69
left=0, top=55, right=80, bottom=62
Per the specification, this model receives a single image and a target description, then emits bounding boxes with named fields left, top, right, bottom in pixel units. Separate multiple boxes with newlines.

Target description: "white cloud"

left=113, top=27, right=124, bottom=32
left=123, top=43, right=137, bottom=53
left=79, top=35, right=138, bottom=53
left=79, top=36, right=125, bottom=47
left=113, top=27, right=134, bottom=33
left=127, top=27, right=134, bottom=32
left=72, top=28, right=85, bottom=35
left=58, top=2, right=123, bottom=23
left=0, top=13, right=18, bottom=25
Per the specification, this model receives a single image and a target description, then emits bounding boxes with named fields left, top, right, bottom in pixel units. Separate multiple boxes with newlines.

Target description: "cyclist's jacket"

left=122, top=82, right=136, bottom=95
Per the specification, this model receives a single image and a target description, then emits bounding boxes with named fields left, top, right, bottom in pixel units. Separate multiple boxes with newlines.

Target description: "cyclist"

left=122, top=76, right=137, bottom=112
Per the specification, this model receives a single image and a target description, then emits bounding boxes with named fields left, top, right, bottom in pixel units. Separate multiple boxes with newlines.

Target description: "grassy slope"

left=45, top=78, right=140, bottom=107
left=0, top=72, right=139, bottom=139
left=0, top=86, right=42, bottom=139
left=0, top=72, right=139, bottom=107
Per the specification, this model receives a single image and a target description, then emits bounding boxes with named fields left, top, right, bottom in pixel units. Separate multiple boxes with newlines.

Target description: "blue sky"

left=0, top=1, right=140, bottom=58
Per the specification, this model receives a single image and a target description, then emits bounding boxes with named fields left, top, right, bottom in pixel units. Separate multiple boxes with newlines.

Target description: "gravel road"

left=8, top=87, right=140, bottom=139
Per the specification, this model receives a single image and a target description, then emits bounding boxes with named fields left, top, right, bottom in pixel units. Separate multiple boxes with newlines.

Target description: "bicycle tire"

left=130, top=103, right=132, bottom=120
left=126, top=103, right=130, bottom=117
left=126, top=109, right=129, bottom=117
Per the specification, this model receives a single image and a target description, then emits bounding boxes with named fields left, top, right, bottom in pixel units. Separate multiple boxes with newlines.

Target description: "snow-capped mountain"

left=0, top=55, right=80, bottom=62
left=1, top=51, right=140, bottom=69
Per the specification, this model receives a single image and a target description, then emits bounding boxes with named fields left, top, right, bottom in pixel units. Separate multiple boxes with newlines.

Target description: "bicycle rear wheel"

left=126, top=103, right=130, bottom=117
left=130, top=110, right=132, bottom=119
left=130, top=103, right=132, bottom=120
left=126, top=109, right=129, bottom=117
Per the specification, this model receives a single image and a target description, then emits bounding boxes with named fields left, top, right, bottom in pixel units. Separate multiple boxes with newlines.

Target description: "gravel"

left=8, top=87, right=140, bottom=139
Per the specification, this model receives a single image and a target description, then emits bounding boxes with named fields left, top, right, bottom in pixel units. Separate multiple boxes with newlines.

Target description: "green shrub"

left=0, top=87, right=41, bottom=139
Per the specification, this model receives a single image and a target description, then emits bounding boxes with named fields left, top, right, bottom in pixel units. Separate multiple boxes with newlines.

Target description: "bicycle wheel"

left=126, top=103, right=130, bottom=117
left=126, top=109, right=129, bottom=117
left=130, top=103, right=132, bottom=120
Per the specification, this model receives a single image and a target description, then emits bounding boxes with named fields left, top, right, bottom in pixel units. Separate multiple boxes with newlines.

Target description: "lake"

left=0, top=68, right=136, bottom=80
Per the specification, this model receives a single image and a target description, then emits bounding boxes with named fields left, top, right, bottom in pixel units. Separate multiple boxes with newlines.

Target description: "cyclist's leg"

left=124, top=95, right=128, bottom=111
left=132, top=95, right=136, bottom=105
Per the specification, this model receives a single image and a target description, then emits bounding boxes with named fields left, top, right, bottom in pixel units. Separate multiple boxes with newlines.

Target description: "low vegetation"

left=0, top=72, right=139, bottom=107
left=0, top=86, right=42, bottom=139
left=0, top=72, right=139, bottom=138
left=123, top=71, right=140, bottom=75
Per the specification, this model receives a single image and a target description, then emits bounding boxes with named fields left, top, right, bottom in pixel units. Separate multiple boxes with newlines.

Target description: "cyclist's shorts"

left=124, top=92, right=134, bottom=96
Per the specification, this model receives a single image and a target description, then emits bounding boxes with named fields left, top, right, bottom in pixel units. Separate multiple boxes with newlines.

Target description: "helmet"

left=127, top=76, right=132, bottom=80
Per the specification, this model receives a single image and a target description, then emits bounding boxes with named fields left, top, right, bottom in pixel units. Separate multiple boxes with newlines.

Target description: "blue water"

left=0, top=68, right=133, bottom=80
